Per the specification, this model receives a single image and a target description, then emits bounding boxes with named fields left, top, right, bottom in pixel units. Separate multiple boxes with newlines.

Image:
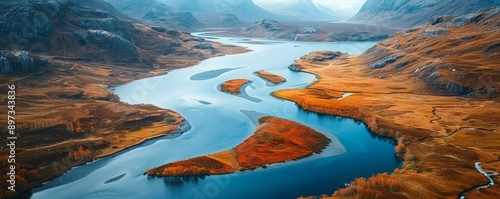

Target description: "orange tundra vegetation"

left=254, top=70, right=287, bottom=84
left=146, top=116, right=331, bottom=177
left=283, top=10, right=500, bottom=199
left=219, top=79, right=252, bottom=94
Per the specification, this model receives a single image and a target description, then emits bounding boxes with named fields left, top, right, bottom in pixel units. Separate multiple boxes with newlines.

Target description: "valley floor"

left=275, top=53, right=500, bottom=199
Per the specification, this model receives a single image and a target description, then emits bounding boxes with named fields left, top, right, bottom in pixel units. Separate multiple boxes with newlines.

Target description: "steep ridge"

left=160, top=0, right=284, bottom=23
left=351, top=0, right=499, bottom=27
left=104, top=0, right=204, bottom=30
left=273, top=9, right=500, bottom=199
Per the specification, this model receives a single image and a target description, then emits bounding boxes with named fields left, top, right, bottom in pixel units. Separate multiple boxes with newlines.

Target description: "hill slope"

left=160, top=0, right=284, bottom=23
left=275, top=8, right=500, bottom=199
left=104, top=0, right=204, bottom=30
left=351, top=0, right=499, bottom=27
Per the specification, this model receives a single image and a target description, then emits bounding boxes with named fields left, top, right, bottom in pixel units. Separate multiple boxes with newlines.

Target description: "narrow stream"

left=459, top=162, right=496, bottom=199
left=31, top=34, right=401, bottom=199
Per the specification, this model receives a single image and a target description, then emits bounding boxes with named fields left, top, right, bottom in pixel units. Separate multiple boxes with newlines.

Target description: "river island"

left=146, top=116, right=331, bottom=177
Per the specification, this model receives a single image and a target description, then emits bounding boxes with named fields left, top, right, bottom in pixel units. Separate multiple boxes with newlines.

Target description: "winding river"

left=31, top=34, right=401, bottom=199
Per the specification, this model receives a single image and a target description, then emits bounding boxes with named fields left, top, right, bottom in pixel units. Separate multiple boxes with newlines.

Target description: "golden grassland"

left=254, top=70, right=287, bottom=84
left=279, top=13, right=500, bottom=199
left=0, top=24, right=248, bottom=198
left=146, top=116, right=331, bottom=177
left=219, top=79, right=252, bottom=94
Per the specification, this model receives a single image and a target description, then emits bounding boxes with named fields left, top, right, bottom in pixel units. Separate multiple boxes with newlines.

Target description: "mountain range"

left=352, top=0, right=500, bottom=27
left=252, top=0, right=335, bottom=21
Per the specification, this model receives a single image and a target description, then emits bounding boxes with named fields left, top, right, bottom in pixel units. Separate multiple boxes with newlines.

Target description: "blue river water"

left=31, top=34, right=401, bottom=199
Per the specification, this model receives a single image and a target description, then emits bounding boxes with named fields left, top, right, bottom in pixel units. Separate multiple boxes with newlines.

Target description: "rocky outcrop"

left=74, top=17, right=132, bottom=40
left=0, top=50, right=48, bottom=74
left=351, top=0, right=499, bottom=27
left=73, top=30, right=137, bottom=57
left=0, top=0, right=58, bottom=45
left=243, top=19, right=298, bottom=40
left=369, top=53, right=404, bottom=68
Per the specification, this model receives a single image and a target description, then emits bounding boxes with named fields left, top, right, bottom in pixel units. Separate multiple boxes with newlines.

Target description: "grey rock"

left=73, top=30, right=137, bottom=57
left=0, top=56, right=12, bottom=73
left=395, top=60, right=412, bottom=68
left=485, top=42, right=500, bottom=52
left=445, top=81, right=471, bottom=95
left=0, top=1, right=56, bottom=44
left=151, top=26, right=166, bottom=32
left=422, top=50, right=433, bottom=55
left=456, top=35, right=474, bottom=40
left=288, top=63, right=302, bottom=71
left=370, top=61, right=386, bottom=69
left=418, top=29, right=449, bottom=36
left=0, top=50, right=48, bottom=74
left=195, top=42, right=213, bottom=50
left=181, top=37, right=204, bottom=42
left=75, top=17, right=131, bottom=40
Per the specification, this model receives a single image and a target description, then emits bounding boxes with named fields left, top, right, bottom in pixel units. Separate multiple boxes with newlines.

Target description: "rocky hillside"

left=351, top=0, right=499, bottom=27
left=358, top=8, right=500, bottom=96
left=159, top=0, right=284, bottom=23
left=242, top=19, right=392, bottom=42
left=0, top=0, right=222, bottom=73
left=244, top=19, right=302, bottom=40
left=275, top=9, right=499, bottom=199
left=104, top=0, right=203, bottom=30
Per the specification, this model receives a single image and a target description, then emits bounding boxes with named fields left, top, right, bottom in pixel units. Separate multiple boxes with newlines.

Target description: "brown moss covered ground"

left=146, top=116, right=331, bottom=177
left=280, top=11, right=500, bottom=199
left=254, top=70, right=287, bottom=84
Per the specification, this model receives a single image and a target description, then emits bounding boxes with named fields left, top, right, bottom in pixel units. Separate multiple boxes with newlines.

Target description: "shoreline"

left=0, top=33, right=251, bottom=198
left=273, top=20, right=500, bottom=197
left=146, top=116, right=337, bottom=178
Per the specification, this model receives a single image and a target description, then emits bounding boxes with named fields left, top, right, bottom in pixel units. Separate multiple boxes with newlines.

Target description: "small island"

left=219, top=79, right=252, bottom=94
left=146, top=116, right=331, bottom=177
left=254, top=70, right=287, bottom=84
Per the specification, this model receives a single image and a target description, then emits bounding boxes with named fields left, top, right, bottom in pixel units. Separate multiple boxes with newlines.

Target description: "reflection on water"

left=31, top=34, right=400, bottom=199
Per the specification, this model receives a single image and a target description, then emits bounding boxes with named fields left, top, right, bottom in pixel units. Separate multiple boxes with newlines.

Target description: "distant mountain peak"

left=253, top=0, right=336, bottom=21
